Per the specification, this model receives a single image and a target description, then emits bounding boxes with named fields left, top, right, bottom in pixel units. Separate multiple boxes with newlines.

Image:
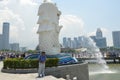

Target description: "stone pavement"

left=36, top=76, right=65, bottom=80
left=0, top=62, right=65, bottom=80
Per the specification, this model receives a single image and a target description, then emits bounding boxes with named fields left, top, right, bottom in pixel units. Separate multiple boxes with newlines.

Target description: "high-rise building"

left=10, top=43, right=20, bottom=51
left=78, top=36, right=83, bottom=48
left=96, top=28, right=103, bottom=39
left=63, top=37, right=83, bottom=49
left=2, top=22, right=10, bottom=50
left=68, top=38, right=72, bottom=48
left=95, top=38, right=107, bottom=48
left=0, top=34, right=3, bottom=50
left=73, top=37, right=78, bottom=49
left=63, top=37, right=68, bottom=48
left=20, top=47, right=27, bottom=52
left=112, top=31, right=120, bottom=48
left=90, top=28, right=107, bottom=48
left=0, top=22, right=20, bottom=50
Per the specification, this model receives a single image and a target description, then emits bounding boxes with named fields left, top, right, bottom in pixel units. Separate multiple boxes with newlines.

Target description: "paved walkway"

left=36, top=76, right=65, bottom=80
left=0, top=62, right=65, bottom=80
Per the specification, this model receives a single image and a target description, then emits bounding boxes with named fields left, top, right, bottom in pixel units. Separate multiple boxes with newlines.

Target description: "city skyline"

left=0, top=22, right=10, bottom=50
left=0, top=22, right=20, bottom=51
left=112, top=31, right=120, bottom=48
left=63, top=28, right=107, bottom=49
left=0, top=0, right=120, bottom=49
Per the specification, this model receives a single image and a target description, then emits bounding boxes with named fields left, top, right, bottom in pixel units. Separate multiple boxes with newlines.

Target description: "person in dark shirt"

left=38, top=51, right=46, bottom=78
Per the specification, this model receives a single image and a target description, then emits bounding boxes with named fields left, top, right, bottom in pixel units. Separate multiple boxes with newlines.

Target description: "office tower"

left=2, top=22, right=10, bottom=50
left=0, top=34, right=3, bottom=50
left=68, top=38, right=72, bottom=48
left=10, top=43, right=20, bottom=51
left=90, top=36, right=96, bottom=41
left=112, top=31, right=120, bottom=48
left=78, top=36, right=83, bottom=48
left=71, top=40, right=75, bottom=48
left=63, top=37, right=68, bottom=48
left=20, top=47, right=27, bottom=52
left=95, top=38, right=107, bottom=48
left=96, top=28, right=103, bottom=39
left=90, top=36, right=97, bottom=45
left=73, top=37, right=78, bottom=49
left=90, top=28, right=107, bottom=48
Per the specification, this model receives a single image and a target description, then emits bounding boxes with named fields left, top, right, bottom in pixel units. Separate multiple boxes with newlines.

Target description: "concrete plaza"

left=0, top=62, right=64, bottom=80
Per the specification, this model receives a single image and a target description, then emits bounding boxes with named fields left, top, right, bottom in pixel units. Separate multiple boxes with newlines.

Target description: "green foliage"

left=3, top=58, right=59, bottom=69
left=61, top=48, right=76, bottom=53
left=26, top=50, right=37, bottom=53
left=100, top=48, right=107, bottom=51
left=46, top=58, right=59, bottom=67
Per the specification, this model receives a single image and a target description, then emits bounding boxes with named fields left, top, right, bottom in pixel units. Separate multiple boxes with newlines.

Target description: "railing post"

left=119, top=58, right=120, bottom=63
left=66, top=75, right=71, bottom=80
left=113, top=58, right=116, bottom=63
left=73, top=77, right=77, bottom=80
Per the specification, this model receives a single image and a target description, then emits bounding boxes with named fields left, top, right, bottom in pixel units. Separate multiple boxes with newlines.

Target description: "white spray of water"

left=42, top=0, right=52, bottom=3
left=80, top=36, right=118, bottom=75
left=81, top=36, right=109, bottom=69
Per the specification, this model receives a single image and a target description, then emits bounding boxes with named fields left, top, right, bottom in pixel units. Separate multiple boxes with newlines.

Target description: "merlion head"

left=38, top=2, right=61, bottom=24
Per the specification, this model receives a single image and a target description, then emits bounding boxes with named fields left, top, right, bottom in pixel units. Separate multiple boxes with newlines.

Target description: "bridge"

left=77, top=57, right=120, bottom=63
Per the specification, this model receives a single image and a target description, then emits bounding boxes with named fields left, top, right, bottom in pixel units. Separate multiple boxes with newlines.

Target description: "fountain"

left=81, top=36, right=108, bottom=68
left=80, top=36, right=117, bottom=75
left=36, top=1, right=89, bottom=80
left=36, top=0, right=108, bottom=70
left=36, top=1, right=119, bottom=80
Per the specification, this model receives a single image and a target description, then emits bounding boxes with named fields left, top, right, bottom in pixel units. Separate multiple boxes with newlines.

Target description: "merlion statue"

left=43, top=0, right=47, bottom=2
left=37, top=1, right=62, bottom=55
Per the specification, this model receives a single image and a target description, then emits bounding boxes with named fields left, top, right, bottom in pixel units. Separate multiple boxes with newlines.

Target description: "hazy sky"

left=0, top=0, right=120, bottom=49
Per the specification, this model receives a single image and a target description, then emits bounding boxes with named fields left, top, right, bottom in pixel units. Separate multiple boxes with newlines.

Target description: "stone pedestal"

left=45, top=63, right=89, bottom=80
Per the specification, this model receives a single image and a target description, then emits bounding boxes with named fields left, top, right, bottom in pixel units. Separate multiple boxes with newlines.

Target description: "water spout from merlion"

left=80, top=36, right=109, bottom=69
left=37, top=1, right=62, bottom=55
left=43, top=0, right=52, bottom=2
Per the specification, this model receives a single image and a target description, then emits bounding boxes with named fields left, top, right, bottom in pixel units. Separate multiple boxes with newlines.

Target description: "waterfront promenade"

left=0, top=62, right=64, bottom=80
left=77, top=57, right=120, bottom=63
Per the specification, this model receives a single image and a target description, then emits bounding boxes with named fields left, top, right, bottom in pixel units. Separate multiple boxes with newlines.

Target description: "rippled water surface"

left=89, top=64, right=120, bottom=80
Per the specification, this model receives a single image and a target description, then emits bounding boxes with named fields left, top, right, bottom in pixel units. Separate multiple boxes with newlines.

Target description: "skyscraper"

left=68, top=38, right=72, bottom=48
left=90, top=28, right=107, bottom=48
left=63, top=37, right=68, bottom=48
left=78, top=36, right=83, bottom=48
left=73, top=37, right=78, bottom=49
left=0, top=34, right=3, bottom=50
left=10, top=43, right=20, bottom=51
left=112, top=31, right=120, bottom=48
left=96, top=28, right=103, bottom=39
left=2, top=22, right=10, bottom=50
left=63, top=37, right=83, bottom=49
left=95, top=38, right=107, bottom=48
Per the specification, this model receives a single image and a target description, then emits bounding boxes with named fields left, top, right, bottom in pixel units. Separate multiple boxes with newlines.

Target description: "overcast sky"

left=0, top=0, right=120, bottom=49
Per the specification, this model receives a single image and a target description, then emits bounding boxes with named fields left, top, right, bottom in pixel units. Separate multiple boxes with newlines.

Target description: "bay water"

left=89, top=64, right=120, bottom=80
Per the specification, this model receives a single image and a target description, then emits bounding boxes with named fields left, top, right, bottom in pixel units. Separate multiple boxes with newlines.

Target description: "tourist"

left=21, top=53, right=26, bottom=58
left=38, top=51, right=46, bottom=78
